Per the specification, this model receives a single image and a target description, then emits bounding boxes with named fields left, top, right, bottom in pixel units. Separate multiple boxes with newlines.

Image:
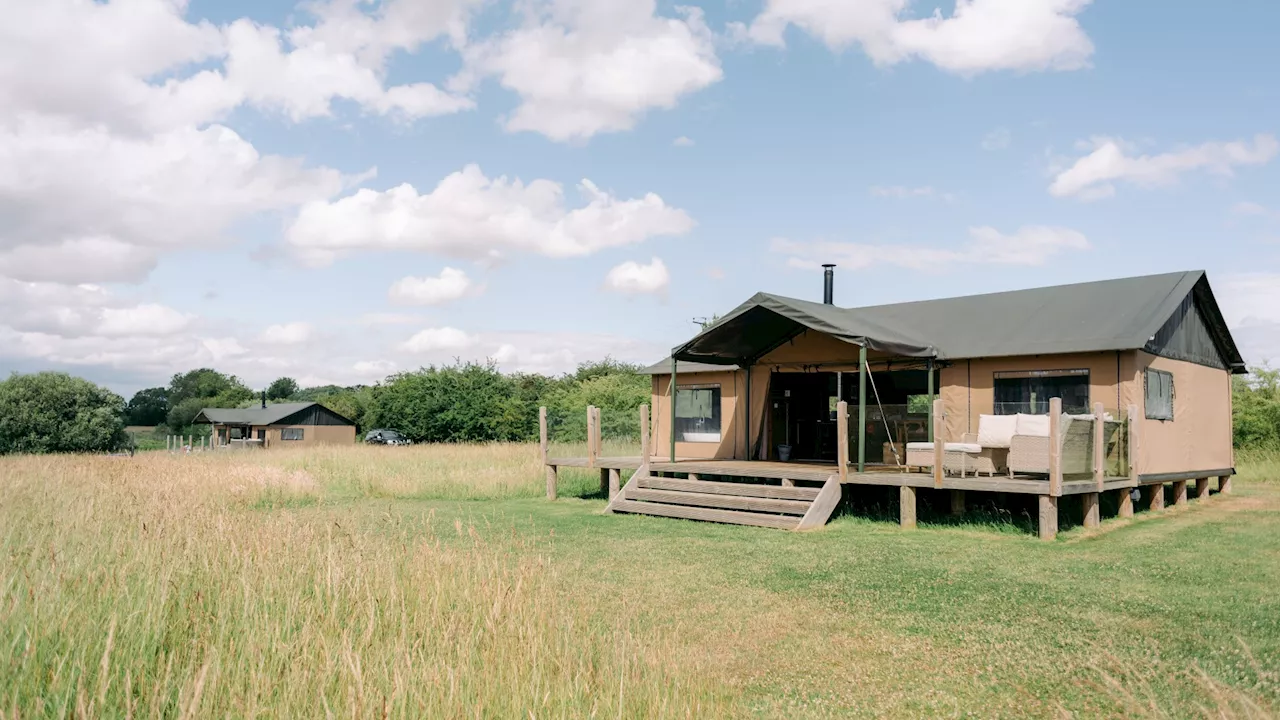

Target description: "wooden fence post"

left=932, top=398, right=944, bottom=488
left=539, top=407, right=549, bottom=466
left=836, top=400, right=849, bottom=483
left=1048, top=398, right=1063, bottom=498
left=640, top=404, right=650, bottom=462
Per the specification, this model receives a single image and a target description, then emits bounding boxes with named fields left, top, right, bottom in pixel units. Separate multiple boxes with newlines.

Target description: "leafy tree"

left=0, top=372, right=129, bottom=454
left=267, top=377, right=300, bottom=400
left=316, top=388, right=373, bottom=433
left=125, top=387, right=170, bottom=426
left=542, top=365, right=650, bottom=441
left=168, top=368, right=252, bottom=406
left=366, top=361, right=531, bottom=443
left=1234, top=363, right=1280, bottom=449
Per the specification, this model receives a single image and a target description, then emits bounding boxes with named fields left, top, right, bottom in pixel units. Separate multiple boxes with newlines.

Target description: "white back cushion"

left=976, top=414, right=1017, bottom=448
left=1015, top=413, right=1051, bottom=437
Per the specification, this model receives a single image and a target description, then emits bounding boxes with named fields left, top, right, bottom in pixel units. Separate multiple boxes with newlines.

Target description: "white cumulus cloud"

left=740, top=0, right=1095, bottom=75
left=453, top=0, right=722, bottom=142
left=603, top=257, right=670, bottom=295
left=287, top=164, right=694, bottom=265
left=260, top=322, right=314, bottom=345
left=1049, top=134, right=1280, bottom=200
left=388, top=267, right=476, bottom=306
left=402, top=327, right=476, bottom=353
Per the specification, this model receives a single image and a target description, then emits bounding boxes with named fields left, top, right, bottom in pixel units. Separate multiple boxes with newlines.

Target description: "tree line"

left=4, top=361, right=1280, bottom=454
left=0, top=359, right=653, bottom=454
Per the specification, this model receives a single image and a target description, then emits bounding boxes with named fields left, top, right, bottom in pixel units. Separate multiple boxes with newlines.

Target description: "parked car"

left=365, top=429, right=412, bottom=445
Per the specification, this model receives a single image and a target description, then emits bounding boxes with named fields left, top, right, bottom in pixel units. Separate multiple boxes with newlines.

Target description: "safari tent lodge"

left=544, top=268, right=1244, bottom=539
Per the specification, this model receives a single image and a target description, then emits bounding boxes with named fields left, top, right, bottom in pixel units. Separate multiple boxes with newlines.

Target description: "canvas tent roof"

left=665, top=271, right=1245, bottom=372
left=193, top=402, right=352, bottom=426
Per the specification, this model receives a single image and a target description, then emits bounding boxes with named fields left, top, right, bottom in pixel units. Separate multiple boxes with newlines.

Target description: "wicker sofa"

left=905, top=414, right=1015, bottom=477
left=1007, top=413, right=1119, bottom=476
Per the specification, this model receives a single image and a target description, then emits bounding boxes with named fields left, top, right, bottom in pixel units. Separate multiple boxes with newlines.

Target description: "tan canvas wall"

left=939, top=352, right=1127, bottom=442
left=756, top=329, right=899, bottom=370
left=262, top=424, right=355, bottom=447
left=650, top=370, right=743, bottom=460
left=1129, top=352, right=1233, bottom=475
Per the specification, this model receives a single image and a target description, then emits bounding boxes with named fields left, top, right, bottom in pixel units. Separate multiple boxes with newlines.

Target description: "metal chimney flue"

left=822, top=264, right=836, bottom=305
left=261, top=390, right=267, bottom=409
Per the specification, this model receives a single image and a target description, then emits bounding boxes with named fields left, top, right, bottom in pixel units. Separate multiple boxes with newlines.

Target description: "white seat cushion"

left=1014, top=413, right=1051, bottom=437
left=907, top=441, right=983, bottom=453
left=976, top=414, right=1017, bottom=448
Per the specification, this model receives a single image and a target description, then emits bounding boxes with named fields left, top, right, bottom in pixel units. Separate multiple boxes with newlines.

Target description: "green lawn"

left=3, top=446, right=1278, bottom=717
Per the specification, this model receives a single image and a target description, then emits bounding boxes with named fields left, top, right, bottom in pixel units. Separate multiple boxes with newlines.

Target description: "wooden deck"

left=546, top=456, right=1134, bottom=495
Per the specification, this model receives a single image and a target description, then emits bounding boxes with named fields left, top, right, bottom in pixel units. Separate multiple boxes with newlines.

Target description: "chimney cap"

left=821, top=263, right=836, bottom=268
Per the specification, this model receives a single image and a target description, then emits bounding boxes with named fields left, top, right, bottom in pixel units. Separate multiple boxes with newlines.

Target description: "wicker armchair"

left=1007, top=414, right=1120, bottom=477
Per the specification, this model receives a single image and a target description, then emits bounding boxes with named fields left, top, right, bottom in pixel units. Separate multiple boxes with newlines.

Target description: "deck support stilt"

left=1038, top=495, right=1058, bottom=541
left=1195, top=477, right=1209, bottom=500
left=1173, top=479, right=1188, bottom=507
left=599, top=467, right=609, bottom=495
left=781, top=478, right=794, bottom=487
left=1082, top=492, right=1100, bottom=528
left=1118, top=488, right=1133, bottom=518
left=950, top=490, right=965, bottom=517
left=608, top=468, right=621, bottom=500
left=899, top=485, right=916, bottom=529
left=1149, top=483, right=1165, bottom=511
left=1219, top=475, right=1233, bottom=494
left=546, top=466, right=558, bottom=500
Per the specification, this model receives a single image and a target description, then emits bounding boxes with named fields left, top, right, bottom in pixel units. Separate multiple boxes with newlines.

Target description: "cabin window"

left=993, top=369, right=1090, bottom=415
left=675, top=385, right=721, bottom=442
left=281, top=428, right=304, bottom=441
left=1145, top=369, right=1174, bottom=421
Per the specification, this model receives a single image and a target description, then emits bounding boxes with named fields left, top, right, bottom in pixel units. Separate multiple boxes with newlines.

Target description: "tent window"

left=1145, top=369, right=1174, bottom=421
left=993, top=369, right=1090, bottom=415
left=281, top=428, right=304, bottom=441
left=676, top=385, right=721, bottom=442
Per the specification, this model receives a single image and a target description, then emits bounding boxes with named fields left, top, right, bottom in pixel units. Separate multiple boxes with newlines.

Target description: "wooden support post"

left=166, top=435, right=171, bottom=452
left=836, top=400, right=849, bottom=483
left=1118, top=489, right=1134, bottom=518
left=899, top=485, right=917, bottom=529
left=927, top=358, right=935, bottom=442
left=1038, top=495, right=1058, bottom=541
left=950, top=490, right=965, bottom=517
left=587, top=406, right=599, bottom=469
left=1093, top=401, right=1105, bottom=491
left=1195, top=477, right=1209, bottom=499
left=608, top=468, right=621, bottom=500
left=1149, top=483, right=1165, bottom=511
left=1083, top=492, right=1100, bottom=528
left=539, top=406, right=549, bottom=466
left=932, top=398, right=944, bottom=488
left=639, top=404, right=650, bottom=462
left=1219, top=474, right=1233, bottom=494
left=599, top=467, right=609, bottom=495
left=781, top=478, right=795, bottom=487
left=1127, top=404, right=1140, bottom=486
left=857, top=347, right=867, bottom=473
left=687, top=473, right=700, bottom=481
left=1173, top=479, right=1188, bottom=507
left=1048, top=398, right=1063, bottom=497
left=669, top=358, right=677, bottom=462
left=546, top=465, right=558, bottom=500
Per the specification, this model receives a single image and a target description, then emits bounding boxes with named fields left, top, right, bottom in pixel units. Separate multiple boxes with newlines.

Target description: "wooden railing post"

left=587, top=405, right=598, bottom=469
left=836, top=400, right=849, bottom=483
left=1127, top=404, right=1140, bottom=486
left=1048, top=398, right=1063, bottom=497
left=1093, top=402, right=1105, bottom=490
left=932, top=398, right=944, bottom=488
left=640, top=403, right=650, bottom=462
left=539, top=406, right=549, bottom=466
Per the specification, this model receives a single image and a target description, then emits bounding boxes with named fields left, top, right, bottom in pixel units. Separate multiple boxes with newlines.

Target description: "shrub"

left=0, top=372, right=128, bottom=454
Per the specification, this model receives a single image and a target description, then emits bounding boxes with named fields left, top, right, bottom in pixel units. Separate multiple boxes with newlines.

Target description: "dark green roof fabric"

left=668, top=271, right=1245, bottom=372
left=639, top=359, right=737, bottom=375
left=193, top=402, right=353, bottom=426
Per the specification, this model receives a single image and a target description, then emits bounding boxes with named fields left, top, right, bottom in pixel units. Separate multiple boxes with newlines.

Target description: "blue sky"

left=1, top=0, right=1278, bottom=395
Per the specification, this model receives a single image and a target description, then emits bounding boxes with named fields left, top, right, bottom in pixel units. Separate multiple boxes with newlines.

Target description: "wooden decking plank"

left=611, top=500, right=800, bottom=530
left=638, top=476, right=820, bottom=501
left=626, top=488, right=811, bottom=515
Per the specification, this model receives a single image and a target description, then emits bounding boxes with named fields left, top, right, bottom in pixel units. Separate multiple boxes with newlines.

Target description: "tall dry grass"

left=0, top=452, right=727, bottom=718
left=1236, top=447, right=1280, bottom=484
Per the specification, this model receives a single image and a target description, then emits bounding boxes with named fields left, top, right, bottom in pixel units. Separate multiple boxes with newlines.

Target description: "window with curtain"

left=281, top=428, right=304, bottom=441
left=993, top=369, right=1090, bottom=415
left=1145, top=369, right=1174, bottom=420
left=676, top=385, right=721, bottom=442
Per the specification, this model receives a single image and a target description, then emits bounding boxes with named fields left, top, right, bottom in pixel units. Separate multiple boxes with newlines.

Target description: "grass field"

left=2, top=444, right=1278, bottom=718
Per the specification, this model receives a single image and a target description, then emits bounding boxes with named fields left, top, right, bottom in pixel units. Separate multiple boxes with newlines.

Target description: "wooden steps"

left=606, top=470, right=842, bottom=531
